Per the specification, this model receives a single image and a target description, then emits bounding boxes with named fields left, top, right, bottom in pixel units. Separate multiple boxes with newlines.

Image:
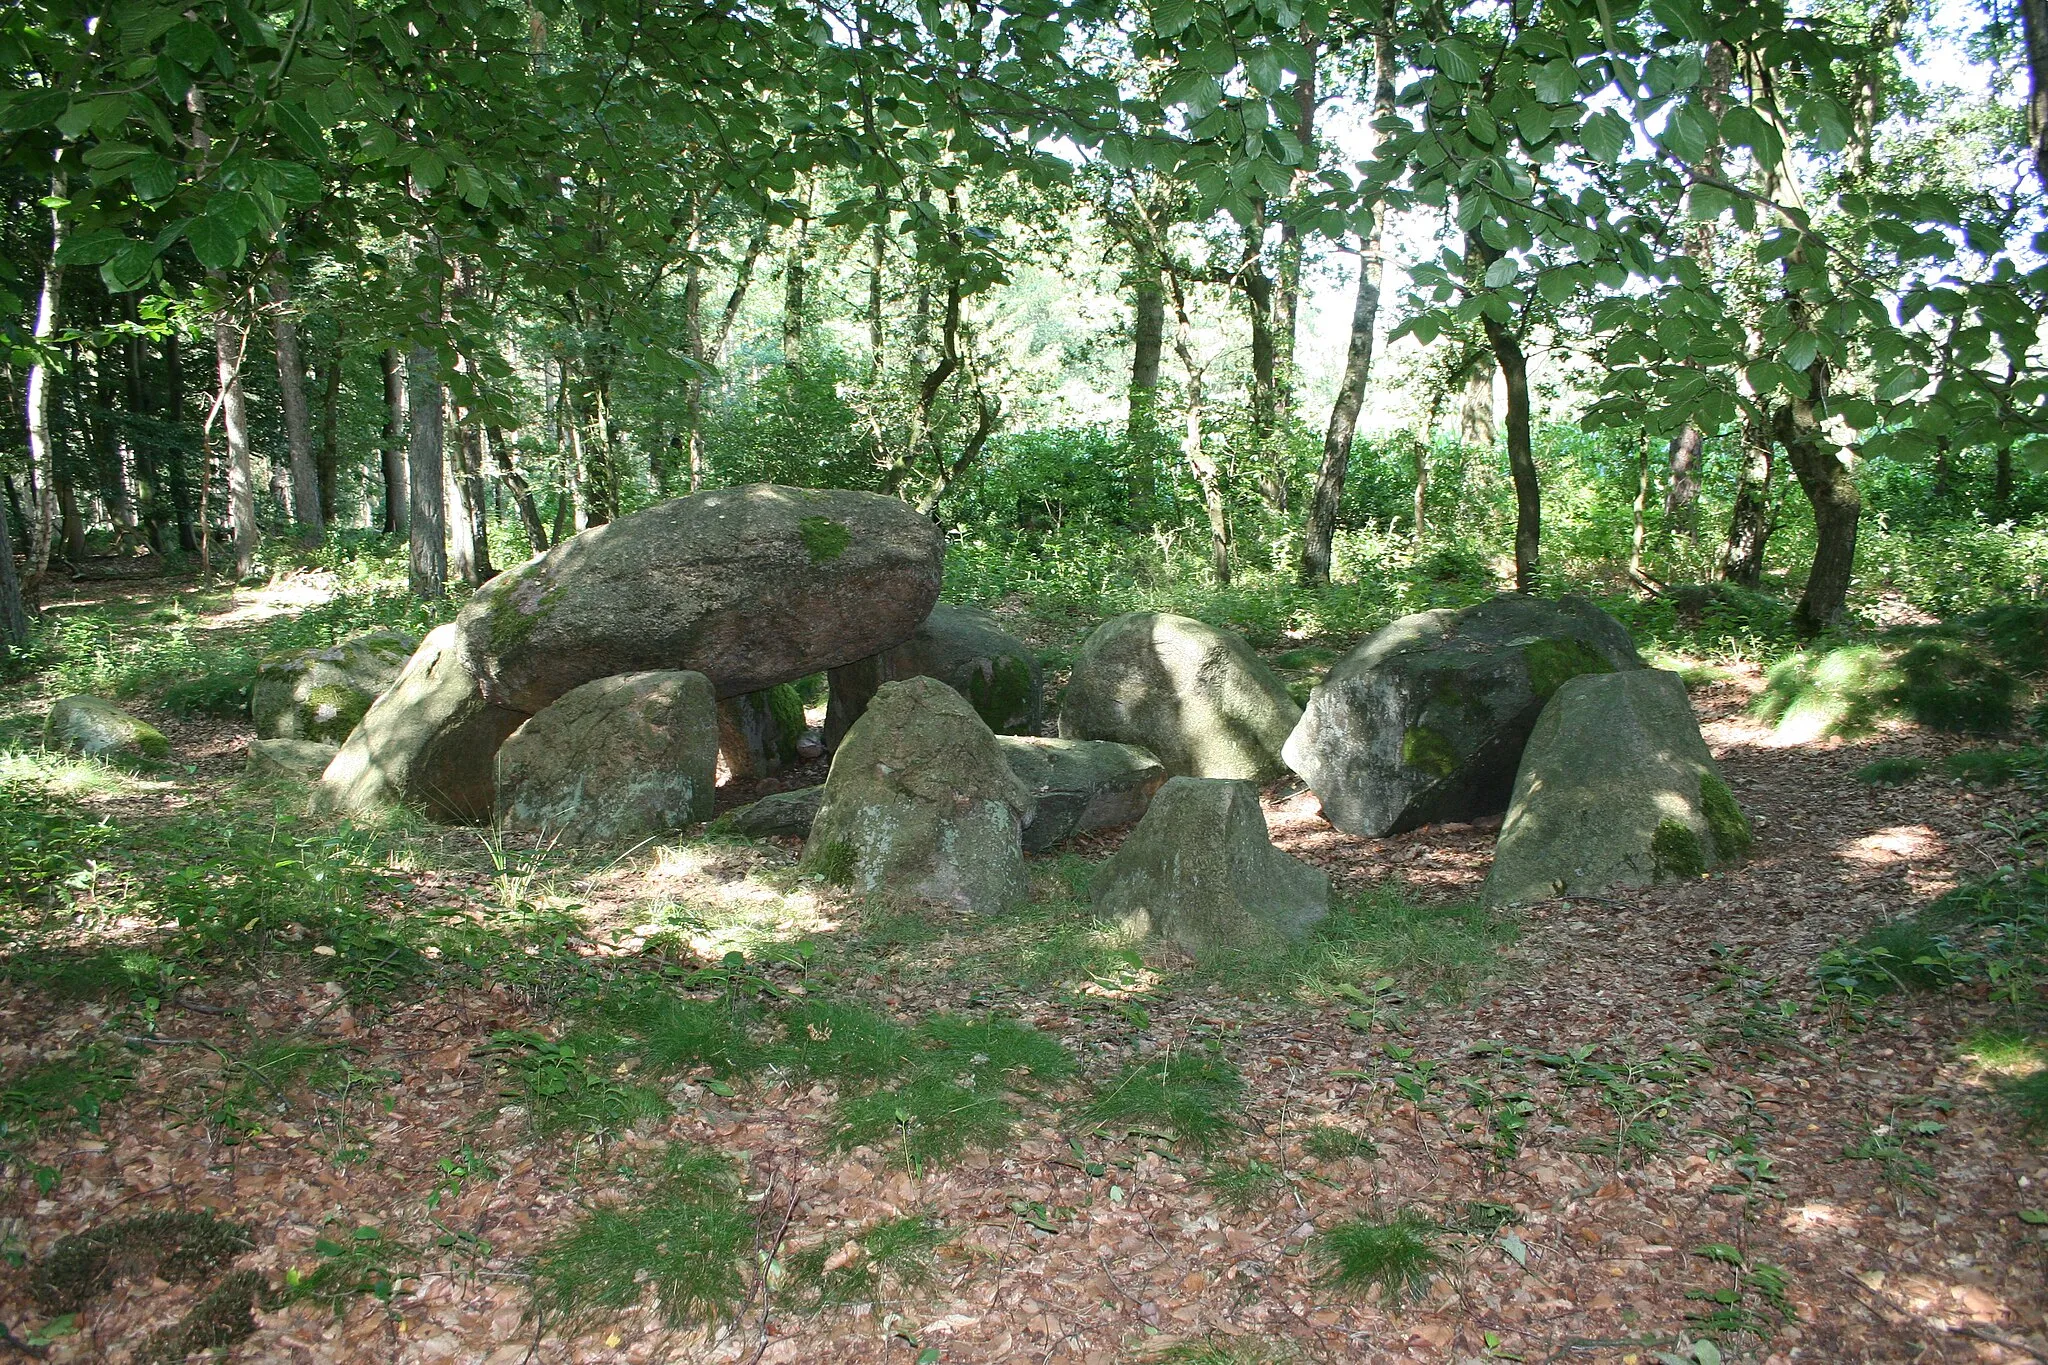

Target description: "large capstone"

left=1484, top=669, right=1751, bottom=906
left=495, top=671, right=719, bottom=843
left=251, top=631, right=414, bottom=743
left=311, top=624, right=526, bottom=824
left=459, top=484, right=943, bottom=712
left=825, top=604, right=1043, bottom=748
left=43, top=696, right=169, bottom=761
left=997, top=737, right=1167, bottom=851
left=1284, top=595, right=1643, bottom=836
left=803, top=677, right=1033, bottom=913
left=1058, top=612, right=1300, bottom=780
left=1092, top=776, right=1328, bottom=957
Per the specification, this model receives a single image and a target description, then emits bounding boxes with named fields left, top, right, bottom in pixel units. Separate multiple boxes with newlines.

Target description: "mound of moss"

left=33, top=1211, right=254, bottom=1312
left=1754, top=610, right=2042, bottom=741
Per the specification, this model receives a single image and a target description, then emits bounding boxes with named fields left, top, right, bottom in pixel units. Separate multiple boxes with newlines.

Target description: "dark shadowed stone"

left=1092, top=776, right=1328, bottom=957
left=251, top=631, right=414, bottom=743
left=246, top=738, right=337, bottom=780
left=1283, top=594, right=1643, bottom=837
left=724, top=785, right=825, bottom=839
left=996, top=737, right=1167, bottom=851
left=718, top=684, right=807, bottom=780
left=804, top=677, right=1033, bottom=913
left=311, top=625, right=526, bottom=824
left=458, top=485, right=944, bottom=712
left=43, top=696, right=169, bottom=760
left=496, top=671, right=719, bottom=844
left=1058, top=612, right=1299, bottom=780
left=825, top=604, right=1043, bottom=749
left=1484, top=669, right=1751, bottom=906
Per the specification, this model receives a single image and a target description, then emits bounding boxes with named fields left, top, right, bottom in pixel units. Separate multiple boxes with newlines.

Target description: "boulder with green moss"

left=997, top=736, right=1167, bottom=850
left=456, top=484, right=943, bottom=713
left=1091, top=776, right=1328, bottom=956
left=43, top=696, right=169, bottom=760
left=496, top=671, right=719, bottom=843
left=250, top=630, right=414, bottom=743
left=718, top=683, right=808, bottom=779
left=1483, top=668, right=1750, bottom=906
left=825, top=604, right=1043, bottom=748
left=245, top=738, right=338, bottom=781
left=803, top=677, right=1033, bottom=913
left=311, top=624, right=526, bottom=824
left=1284, top=594, right=1643, bottom=836
left=1058, top=612, right=1300, bottom=780
left=724, top=784, right=825, bottom=838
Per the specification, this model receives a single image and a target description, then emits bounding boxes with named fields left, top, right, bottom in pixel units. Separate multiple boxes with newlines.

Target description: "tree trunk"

left=380, top=348, right=408, bottom=534
left=1458, top=366, right=1495, bottom=449
left=25, top=174, right=64, bottom=583
left=1630, top=435, right=1652, bottom=581
left=487, top=425, right=549, bottom=553
left=270, top=274, right=324, bottom=544
left=406, top=341, right=447, bottom=599
left=782, top=195, right=810, bottom=372
left=1663, top=425, right=1704, bottom=538
left=1166, top=272, right=1228, bottom=585
left=0, top=470, right=27, bottom=651
left=55, top=469, right=86, bottom=563
left=1480, top=314, right=1540, bottom=593
left=1777, top=367, right=1859, bottom=636
left=164, top=331, right=196, bottom=552
left=1126, top=268, right=1166, bottom=446
left=450, top=384, right=493, bottom=585
left=120, top=297, right=165, bottom=553
left=316, top=326, right=342, bottom=523
left=687, top=224, right=766, bottom=491
left=2026, top=0, right=2048, bottom=194
left=1721, top=406, right=1775, bottom=587
left=215, top=308, right=258, bottom=580
left=1240, top=228, right=1286, bottom=512
left=91, top=351, right=137, bottom=553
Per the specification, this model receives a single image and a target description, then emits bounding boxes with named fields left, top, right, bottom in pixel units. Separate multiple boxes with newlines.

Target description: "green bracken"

left=1651, top=818, right=1706, bottom=880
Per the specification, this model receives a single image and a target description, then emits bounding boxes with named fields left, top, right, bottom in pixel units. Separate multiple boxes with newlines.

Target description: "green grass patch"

left=1147, top=1337, right=1301, bottom=1364
left=1299, top=1125, right=1379, bottom=1162
left=778, top=999, right=921, bottom=1085
left=784, top=1214, right=948, bottom=1310
left=919, top=1013, right=1076, bottom=1087
left=1856, top=756, right=1929, bottom=786
left=1754, top=625, right=2027, bottom=740
left=830, top=1072, right=1018, bottom=1171
left=1312, top=1210, right=1447, bottom=1305
left=1237, top=888, right=1516, bottom=1006
left=1081, top=1051, right=1244, bottom=1152
left=1942, top=747, right=2038, bottom=786
left=483, top=1032, right=669, bottom=1137
left=1197, top=1156, right=1288, bottom=1213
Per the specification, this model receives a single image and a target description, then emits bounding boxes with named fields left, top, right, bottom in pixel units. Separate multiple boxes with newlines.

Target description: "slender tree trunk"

left=123, top=313, right=165, bottom=554
left=1480, top=313, right=1540, bottom=593
left=406, top=341, right=447, bottom=599
left=2027, top=0, right=2048, bottom=194
left=214, top=306, right=258, bottom=580
left=1166, top=270, right=1228, bottom=584
left=1721, top=407, right=1775, bottom=588
left=25, top=174, right=64, bottom=582
left=782, top=193, right=810, bottom=372
left=686, top=224, right=765, bottom=491
left=1240, top=226, right=1286, bottom=512
left=164, top=331, right=196, bottom=551
left=1629, top=434, right=1652, bottom=581
left=1126, top=268, right=1166, bottom=445
left=0, top=473, right=26, bottom=651
left=1412, top=439, right=1430, bottom=543
left=1663, top=426, right=1704, bottom=538
left=487, top=425, right=548, bottom=552
left=1778, top=363, right=1859, bottom=636
left=1273, top=29, right=1317, bottom=409
left=270, top=274, right=323, bottom=544
left=1663, top=45, right=1731, bottom=536
left=91, top=352, right=137, bottom=552
left=316, top=325, right=342, bottom=522
left=55, top=471, right=86, bottom=563
left=380, top=348, right=408, bottom=534
left=450, top=379, right=493, bottom=584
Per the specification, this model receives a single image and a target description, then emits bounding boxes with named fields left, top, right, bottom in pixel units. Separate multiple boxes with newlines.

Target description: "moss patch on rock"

left=33, top=1210, right=254, bottom=1312
left=1651, top=818, right=1706, bottom=881
left=800, top=516, right=851, bottom=563
left=806, top=839, right=858, bottom=886
left=1523, top=638, right=1615, bottom=699
left=485, top=576, right=560, bottom=657
left=1699, top=771, right=1751, bottom=861
left=1400, top=725, right=1459, bottom=779
left=965, top=654, right=1036, bottom=729
left=765, top=683, right=808, bottom=763
left=302, top=683, right=373, bottom=742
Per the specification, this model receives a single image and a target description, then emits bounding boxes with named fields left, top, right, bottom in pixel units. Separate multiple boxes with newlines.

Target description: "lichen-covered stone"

left=723, top=785, right=825, bottom=839
left=718, top=683, right=807, bottom=780
left=826, top=604, right=1043, bottom=748
left=1092, top=776, right=1328, bottom=957
left=996, top=736, right=1167, bottom=851
left=250, top=631, right=414, bottom=743
left=496, top=671, right=719, bottom=843
left=457, top=484, right=944, bottom=713
left=803, top=677, right=1033, bottom=913
left=43, top=696, right=169, bottom=761
left=1285, top=594, right=1643, bottom=836
left=1058, top=613, right=1299, bottom=780
left=245, top=738, right=338, bottom=780
left=311, top=625, right=526, bottom=824
left=1483, top=668, right=1751, bottom=906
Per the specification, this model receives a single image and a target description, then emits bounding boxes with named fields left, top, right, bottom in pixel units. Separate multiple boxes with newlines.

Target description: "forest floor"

left=0, top=569, right=2044, bottom=1365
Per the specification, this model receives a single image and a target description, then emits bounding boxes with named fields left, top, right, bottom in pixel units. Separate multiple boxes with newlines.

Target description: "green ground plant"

left=1300, top=1125, right=1379, bottom=1162
left=1855, top=756, right=1929, bottom=786
left=482, top=1031, right=669, bottom=1137
left=1312, top=1211, right=1448, bottom=1305
left=783, top=1214, right=949, bottom=1310
left=1082, top=1051, right=1245, bottom=1152
left=1254, top=889, right=1517, bottom=1005
left=1197, top=1157, right=1289, bottom=1213
left=830, top=1071, right=1019, bottom=1172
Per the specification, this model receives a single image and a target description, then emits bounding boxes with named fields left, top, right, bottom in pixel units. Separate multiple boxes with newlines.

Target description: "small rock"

left=43, top=696, right=169, bottom=760
left=245, top=738, right=338, bottom=780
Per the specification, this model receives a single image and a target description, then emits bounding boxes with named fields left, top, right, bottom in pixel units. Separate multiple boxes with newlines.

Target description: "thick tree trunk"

left=2027, top=0, right=2048, bottom=194
left=316, top=328, right=341, bottom=522
left=1459, top=366, right=1495, bottom=449
left=163, top=331, right=197, bottom=552
left=55, top=470, right=86, bottom=563
left=270, top=275, right=323, bottom=544
left=406, top=341, right=447, bottom=599
left=1663, top=425, right=1704, bottom=537
left=380, top=348, right=407, bottom=534
left=1126, top=269, right=1166, bottom=446
left=1480, top=314, right=1540, bottom=593
left=487, top=425, right=549, bottom=553
left=1777, top=368, right=1859, bottom=636
left=214, top=310, right=258, bottom=580
left=1721, top=407, right=1775, bottom=587
left=25, top=176, right=64, bottom=582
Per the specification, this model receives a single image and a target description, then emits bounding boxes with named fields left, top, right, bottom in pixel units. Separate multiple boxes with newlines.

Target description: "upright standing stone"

left=496, top=671, right=720, bottom=843
left=804, top=678, right=1033, bottom=913
left=251, top=631, right=414, bottom=743
left=1058, top=612, right=1299, bottom=780
left=1484, top=669, right=1752, bottom=906
left=718, top=684, right=806, bottom=780
left=826, top=604, right=1043, bottom=748
left=1284, top=595, right=1643, bottom=836
left=1092, top=777, right=1329, bottom=957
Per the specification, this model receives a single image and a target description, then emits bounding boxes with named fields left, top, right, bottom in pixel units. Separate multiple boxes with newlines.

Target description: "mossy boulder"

left=1058, top=612, right=1300, bottom=780
left=825, top=604, right=1043, bottom=748
left=457, top=484, right=943, bottom=713
left=1483, top=669, right=1751, bottom=907
left=997, top=736, right=1167, bottom=851
left=724, top=784, right=825, bottom=839
left=250, top=630, right=414, bottom=743
left=496, top=671, right=720, bottom=843
left=245, top=737, right=338, bottom=781
left=1091, top=776, right=1328, bottom=957
left=43, top=696, right=169, bottom=761
left=1284, top=594, right=1642, bottom=836
left=718, top=683, right=807, bottom=780
left=311, top=624, right=526, bottom=824
left=803, top=677, right=1033, bottom=913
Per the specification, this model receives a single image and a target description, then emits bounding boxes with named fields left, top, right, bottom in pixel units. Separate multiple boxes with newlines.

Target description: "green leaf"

left=2019, top=1209, right=2048, bottom=1225
left=100, top=239, right=160, bottom=292
left=1780, top=331, right=1819, bottom=373
left=1151, top=0, right=1196, bottom=35
left=411, top=149, right=446, bottom=191
left=54, top=231, right=129, bottom=266
left=1537, top=270, right=1573, bottom=305
left=1244, top=48, right=1284, bottom=96
left=185, top=215, right=243, bottom=270
left=1, top=90, right=69, bottom=132
left=1875, top=365, right=1928, bottom=402
left=1532, top=59, right=1578, bottom=105
left=129, top=154, right=178, bottom=201
left=1580, top=110, right=1628, bottom=163
left=269, top=103, right=326, bottom=160
left=1434, top=39, right=1481, bottom=84
left=1483, top=255, right=1518, bottom=288
left=164, top=20, right=219, bottom=69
